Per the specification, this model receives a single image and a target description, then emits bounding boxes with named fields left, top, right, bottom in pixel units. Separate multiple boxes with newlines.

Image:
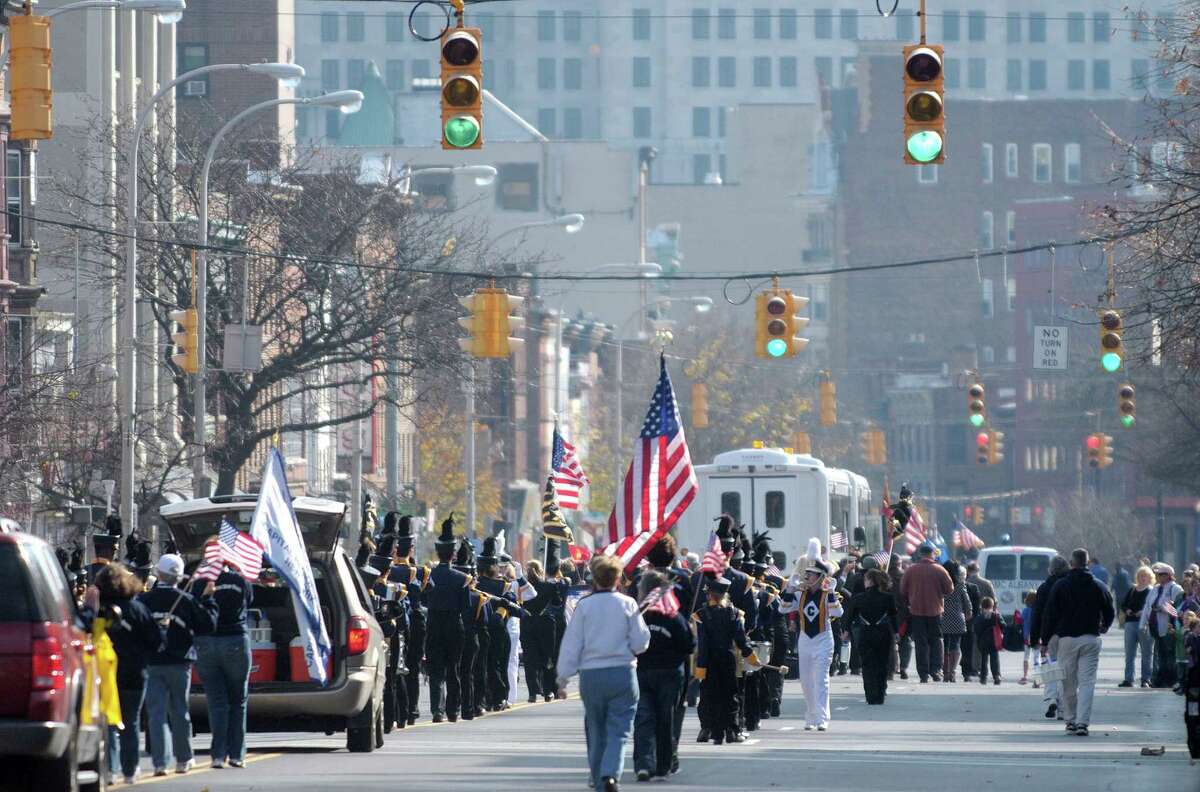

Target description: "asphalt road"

left=122, top=634, right=1193, bottom=790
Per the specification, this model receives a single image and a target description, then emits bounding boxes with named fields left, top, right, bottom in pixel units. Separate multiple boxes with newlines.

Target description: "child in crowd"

left=972, top=596, right=1004, bottom=685
left=1020, top=590, right=1038, bottom=687
left=1183, top=610, right=1200, bottom=764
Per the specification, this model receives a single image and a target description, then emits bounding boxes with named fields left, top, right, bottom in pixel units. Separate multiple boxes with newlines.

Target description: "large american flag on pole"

left=904, top=503, right=927, bottom=555
left=605, top=355, right=699, bottom=572
left=551, top=425, right=589, bottom=510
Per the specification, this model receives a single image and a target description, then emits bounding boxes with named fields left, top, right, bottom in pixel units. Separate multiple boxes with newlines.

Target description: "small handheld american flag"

left=830, top=531, right=848, bottom=550
left=641, top=584, right=681, bottom=618
left=192, top=539, right=225, bottom=582
left=699, top=531, right=726, bottom=575
left=219, top=518, right=265, bottom=581
left=765, top=563, right=783, bottom=579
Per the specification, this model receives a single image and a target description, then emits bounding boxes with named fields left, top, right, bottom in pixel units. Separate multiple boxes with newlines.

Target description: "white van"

left=976, top=546, right=1059, bottom=614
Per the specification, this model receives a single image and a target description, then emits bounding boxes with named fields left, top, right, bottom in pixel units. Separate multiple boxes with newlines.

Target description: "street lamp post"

left=492, top=214, right=585, bottom=247
left=191, top=89, right=363, bottom=497
left=119, top=61, right=305, bottom=526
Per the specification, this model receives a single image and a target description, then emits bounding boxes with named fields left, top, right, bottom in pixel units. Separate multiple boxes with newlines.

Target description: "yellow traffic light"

left=755, top=288, right=809, bottom=359
left=975, top=430, right=990, bottom=465
left=440, top=26, right=483, bottom=150
left=903, top=43, right=944, bottom=165
left=1118, top=384, right=1135, bottom=428
left=967, top=382, right=985, bottom=428
left=1098, top=434, right=1113, bottom=469
left=458, top=286, right=523, bottom=358
left=691, top=382, right=709, bottom=429
left=169, top=308, right=199, bottom=374
left=987, top=430, right=1004, bottom=465
left=818, top=372, right=837, bottom=427
left=792, top=431, right=811, bottom=455
left=860, top=428, right=886, bottom=465
left=9, top=13, right=53, bottom=141
left=1099, top=309, right=1123, bottom=373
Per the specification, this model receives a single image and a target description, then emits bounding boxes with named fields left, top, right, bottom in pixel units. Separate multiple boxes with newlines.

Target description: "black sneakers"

left=1045, top=703, right=1057, bottom=719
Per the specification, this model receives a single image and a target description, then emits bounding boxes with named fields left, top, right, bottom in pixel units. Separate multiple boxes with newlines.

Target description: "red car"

left=0, top=522, right=107, bottom=792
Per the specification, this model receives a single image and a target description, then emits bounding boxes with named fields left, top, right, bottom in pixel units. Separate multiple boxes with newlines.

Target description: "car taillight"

left=31, top=635, right=66, bottom=691
left=347, top=615, right=370, bottom=657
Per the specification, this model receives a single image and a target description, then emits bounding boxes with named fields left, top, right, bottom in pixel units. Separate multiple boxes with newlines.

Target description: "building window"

left=840, top=8, right=858, bottom=39
left=753, top=57, right=771, bottom=87
left=1067, top=12, right=1085, bottom=42
left=1006, top=277, right=1017, bottom=310
left=496, top=164, right=539, bottom=211
left=981, top=278, right=994, bottom=317
left=563, top=11, right=581, bottom=41
left=943, top=10, right=960, bottom=40
left=346, top=12, right=364, bottom=42
left=632, top=57, right=651, bottom=87
left=1006, top=12, right=1021, bottom=42
left=563, top=108, right=582, bottom=140
left=918, top=164, right=938, bottom=184
left=1005, top=142, right=1018, bottom=177
left=780, top=56, right=798, bottom=87
left=968, top=57, right=986, bottom=89
left=347, top=59, right=365, bottom=89
left=537, top=10, right=555, bottom=40
left=1005, top=59, right=1021, bottom=91
left=968, top=10, right=986, bottom=40
left=385, top=13, right=404, bottom=42
left=980, top=211, right=994, bottom=250
left=692, top=107, right=711, bottom=137
left=815, top=56, right=832, bottom=87
left=538, top=58, right=556, bottom=90
left=717, top=106, right=728, bottom=137
left=632, top=8, right=650, bottom=40
left=537, top=109, right=557, bottom=137
left=693, top=154, right=712, bottom=185
left=1094, top=12, right=1111, bottom=42
left=718, top=8, right=736, bottom=39
left=1029, top=12, right=1046, bottom=42
left=815, top=8, right=832, bottom=39
left=981, top=345, right=995, bottom=363
left=1091, top=60, right=1111, bottom=90
left=320, top=12, right=338, bottom=42
left=177, top=44, right=209, bottom=98
left=981, top=143, right=993, bottom=183
left=1064, top=143, right=1081, bottom=183
left=692, top=9, right=710, bottom=39
left=1033, top=143, right=1052, bottom=182
left=385, top=60, right=404, bottom=91
left=6, top=149, right=21, bottom=246
left=564, top=58, right=582, bottom=90
left=780, top=9, right=797, bottom=39
left=633, top=107, right=651, bottom=138
left=320, top=59, right=339, bottom=90
left=326, top=109, right=342, bottom=139
left=1005, top=210, right=1016, bottom=245
left=945, top=58, right=961, bottom=89
left=754, top=8, right=771, bottom=38
left=1067, top=59, right=1085, bottom=90
left=692, top=57, right=710, bottom=88
left=718, top=56, right=736, bottom=88
left=1029, top=59, right=1047, bottom=90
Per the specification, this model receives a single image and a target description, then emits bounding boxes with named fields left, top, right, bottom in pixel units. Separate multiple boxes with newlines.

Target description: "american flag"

left=904, top=503, right=927, bottom=555
left=766, top=563, right=783, bottom=579
left=541, top=476, right=574, bottom=543
left=699, top=531, right=726, bottom=575
left=1163, top=600, right=1180, bottom=618
left=870, top=550, right=891, bottom=570
left=192, top=538, right=225, bottom=582
left=953, top=520, right=986, bottom=551
left=219, top=518, right=264, bottom=581
left=563, top=584, right=588, bottom=624
left=641, top=585, right=681, bottom=618
left=551, top=425, right=589, bottom=510
left=605, top=355, right=699, bottom=571
left=830, top=531, right=848, bottom=550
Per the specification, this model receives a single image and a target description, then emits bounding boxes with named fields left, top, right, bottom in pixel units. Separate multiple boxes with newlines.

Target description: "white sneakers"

left=176, top=759, right=195, bottom=774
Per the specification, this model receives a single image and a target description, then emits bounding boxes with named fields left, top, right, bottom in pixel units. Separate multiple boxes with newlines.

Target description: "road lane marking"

left=125, top=752, right=283, bottom=787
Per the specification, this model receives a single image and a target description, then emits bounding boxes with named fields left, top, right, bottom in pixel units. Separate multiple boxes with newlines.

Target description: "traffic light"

left=691, top=382, right=709, bottom=429
left=1086, top=433, right=1101, bottom=467
left=755, top=288, right=809, bottom=359
left=440, top=26, right=483, bottom=149
left=792, top=431, right=811, bottom=455
left=968, top=383, right=986, bottom=428
left=1099, top=309, right=1124, bottom=373
left=1098, top=434, right=1113, bottom=468
left=458, top=287, right=523, bottom=358
left=818, top=372, right=837, bottom=426
left=988, top=430, right=1004, bottom=465
left=860, top=428, right=886, bottom=465
left=903, top=43, right=945, bottom=165
left=974, top=506, right=984, bottom=526
left=169, top=308, right=199, bottom=374
left=975, top=430, right=990, bottom=465
left=9, top=13, right=53, bottom=141
left=1118, top=384, right=1136, bottom=428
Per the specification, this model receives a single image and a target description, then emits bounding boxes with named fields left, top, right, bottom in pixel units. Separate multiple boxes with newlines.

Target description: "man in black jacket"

left=1031, top=555, right=1069, bottom=719
left=1040, top=548, right=1115, bottom=737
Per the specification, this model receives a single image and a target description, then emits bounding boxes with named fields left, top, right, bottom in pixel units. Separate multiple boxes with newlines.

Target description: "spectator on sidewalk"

left=965, top=562, right=995, bottom=681
left=899, top=544, right=954, bottom=683
left=888, top=554, right=912, bottom=680
left=1120, top=566, right=1155, bottom=688
left=1031, top=555, right=1069, bottom=720
left=1020, top=590, right=1038, bottom=686
left=1141, top=563, right=1183, bottom=689
left=1089, top=558, right=1111, bottom=588
left=1041, top=548, right=1116, bottom=738
left=190, top=562, right=254, bottom=769
left=940, top=562, right=973, bottom=683
left=1111, top=563, right=1133, bottom=612
left=972, top=596, right=1004, bottom=685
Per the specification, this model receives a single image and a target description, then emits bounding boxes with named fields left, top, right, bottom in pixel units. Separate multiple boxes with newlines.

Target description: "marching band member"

left=779, top=538, right=843, bottom=731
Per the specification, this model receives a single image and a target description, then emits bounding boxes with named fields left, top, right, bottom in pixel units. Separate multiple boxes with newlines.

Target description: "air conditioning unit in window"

left=184, top=80, right=208, bottom=97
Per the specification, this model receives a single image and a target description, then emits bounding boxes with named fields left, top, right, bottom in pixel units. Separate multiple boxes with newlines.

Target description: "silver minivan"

left=160, top=494, right=388, bottom=752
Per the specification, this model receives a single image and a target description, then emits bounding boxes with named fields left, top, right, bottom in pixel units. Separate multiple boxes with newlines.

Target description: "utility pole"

left=385, top=327, right=399, bottom=511
left=465, top=362, right=476, bottom=539
left=350, top=360, right=365, bottom=538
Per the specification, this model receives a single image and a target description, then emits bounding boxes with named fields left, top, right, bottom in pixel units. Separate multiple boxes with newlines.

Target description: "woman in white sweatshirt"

left=556, top=555, right=651, bottom=792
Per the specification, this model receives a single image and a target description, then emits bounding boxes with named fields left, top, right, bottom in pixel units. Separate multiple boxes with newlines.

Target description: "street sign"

left=1033, top=325, right=1068, bottom=370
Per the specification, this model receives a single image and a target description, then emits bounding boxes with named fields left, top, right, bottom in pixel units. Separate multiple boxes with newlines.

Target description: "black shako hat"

left=706, top=575, right=732, bottom=594
left=477, top=536, right=499, bottom=568
left=395, top=514, right=415, bottom=556
left=93, top=514, right=122, bottom=555
left=453, top=538, right=475, bottom=573
left=435, top=514, right=458, bottom=549
left=715, top=514, right=737, bottom=550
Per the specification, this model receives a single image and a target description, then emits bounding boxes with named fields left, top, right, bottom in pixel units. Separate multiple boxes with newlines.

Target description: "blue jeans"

left=195, top=634, right=251, bottom=763
left=633, top=666, right=684, bottom=777
left=108, top=682, right=146, bottom=778
left=146, top=663, right=194, bottom=769
left=579, top=665, right=639, bottom=790
left=1123, top=621, right=1152, bottom=684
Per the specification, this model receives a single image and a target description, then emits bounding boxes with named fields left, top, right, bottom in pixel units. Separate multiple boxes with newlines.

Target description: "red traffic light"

left=1086, top=434, right=1101, bottom=450
left=976, top=432, right=990, bottom=447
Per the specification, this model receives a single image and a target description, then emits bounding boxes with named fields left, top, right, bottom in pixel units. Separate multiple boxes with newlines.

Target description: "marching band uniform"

left=86, top=515, right=124, bottom=586
left=523, top=542, right=570, bottom=702
left=386, top=514, right=431, bottom=725
left=425, top=516, right=471, bottom=723
left=780, top=539, right=843, bottom=731
left=476, top=537, right=524, bottom=710
left=694, top=575, right=757, bottom=745
left=453, top=539, right=491, bottom=721
left=359, top=536, right=409, bottom=731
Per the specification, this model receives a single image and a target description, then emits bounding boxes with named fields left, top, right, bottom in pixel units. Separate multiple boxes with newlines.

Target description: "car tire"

left=346, top=697, right=376, bottom=753
left=79, top=720, right=108, bottom=792
left=32, top=716, right=80, bottom=792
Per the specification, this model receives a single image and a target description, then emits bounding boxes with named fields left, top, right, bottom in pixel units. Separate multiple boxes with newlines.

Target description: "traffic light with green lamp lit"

left=968, top=383, right=985, bottom=428
left=903, top=43, right=945, bottom=165
left=440, top=26, right=483, bottom=149
left=1119, top=384, right=1135, bottom=428
left=1099, top=309, right=1124, bottom=373
left=755, top=288, right=809, bottom=359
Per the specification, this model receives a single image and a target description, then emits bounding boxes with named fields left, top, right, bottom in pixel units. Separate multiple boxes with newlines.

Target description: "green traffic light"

left=444, top=116, right=480, bottom=148
left=1101, top=352, right=1122, bottom=373
left=969, top=414, right=985, bottom=428
left=1121, top=414, right=1135, bottom=428
left=766, top=339, right=788, bottom=358
left=906, top=131, right=943, bottom=163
